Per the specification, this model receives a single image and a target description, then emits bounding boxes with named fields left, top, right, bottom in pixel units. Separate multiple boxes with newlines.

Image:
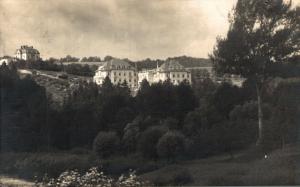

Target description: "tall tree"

left=210, top=0, right=300, bottom=145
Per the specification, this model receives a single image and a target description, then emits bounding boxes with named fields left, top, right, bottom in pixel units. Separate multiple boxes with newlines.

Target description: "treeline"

left=134, top=56, right=211, bottom=70
left=11, top=60, right=97, bottom=77
left=1, top=63, right=299, bottom=160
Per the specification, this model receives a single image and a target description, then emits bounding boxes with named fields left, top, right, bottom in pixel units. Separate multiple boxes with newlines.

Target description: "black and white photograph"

left=0, top=0, right=300, bottom=186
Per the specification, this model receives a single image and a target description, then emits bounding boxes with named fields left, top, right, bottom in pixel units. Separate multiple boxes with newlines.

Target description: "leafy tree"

left=156, top=131, right=186, bottom=161
left=175, top=80, right=197, bottom=120
left=137, top=126, right=167, bottom=159
left=211, top=82, right=244, bottom=118
left=268, top=79, right=300, bottom=148
left=0, top=64, right=49, bottom=151
left=122, top=118, right=141, bottom=153
left=104, top=56, right=114, bottom=61
left=93, top=131, right=120, bottom=158
left=60, top=55, right=79, bottom=62
left=81, top=56, right=101, bottom=62
left=163, top=117, right=180, bottom=130
left=210, top=0, right=300, bottom=145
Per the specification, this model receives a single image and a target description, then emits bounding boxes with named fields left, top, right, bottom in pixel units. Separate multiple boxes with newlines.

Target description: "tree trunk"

left=256, top=84, right=264, bottom=146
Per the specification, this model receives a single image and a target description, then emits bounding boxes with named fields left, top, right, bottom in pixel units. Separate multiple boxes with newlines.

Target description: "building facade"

left=15, top=45, right=40, bottom=61
left=138, top=60, right=192, bottom=86
left=93, top=59, right=138, bottom=90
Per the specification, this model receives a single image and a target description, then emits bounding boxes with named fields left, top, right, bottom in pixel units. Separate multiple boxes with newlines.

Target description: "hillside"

left=141, top=144, right=300, bottom=186
left=18, top=69, right=92, bottom=107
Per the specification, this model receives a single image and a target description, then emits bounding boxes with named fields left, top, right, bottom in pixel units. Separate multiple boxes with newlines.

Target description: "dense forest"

left=1, top=63, right=299, bottom=159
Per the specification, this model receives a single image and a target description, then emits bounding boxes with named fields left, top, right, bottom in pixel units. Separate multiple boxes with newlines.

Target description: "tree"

left=175, top=80, right=197, bottom=120
left=156, top=131, right=186, bottom=161
left=210, top=0, right=300, bottom=145
left=93, top=131, right=120, bottom=158
left=137, top=126, right=167, bottom=159
left=211, top=82, right=244, bottom=118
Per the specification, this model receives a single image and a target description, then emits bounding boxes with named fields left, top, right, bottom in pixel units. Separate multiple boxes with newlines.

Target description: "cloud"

left=0, top=0, right=297, bottom=60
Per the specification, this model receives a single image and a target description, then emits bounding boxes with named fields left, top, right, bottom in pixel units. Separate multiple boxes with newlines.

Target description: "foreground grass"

left=1, top=144, right=299, bottom=186
left=0, top=151, right=165, bottom=183
left=141, top=143, right=300, bottom=185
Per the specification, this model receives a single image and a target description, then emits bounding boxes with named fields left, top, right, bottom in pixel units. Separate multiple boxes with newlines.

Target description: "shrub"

left=163, top=117, right=179, bottom=130
left=93, top=131, right=120, bottom=158
left=137, top=126, right=167, bottom=159
left=37, top=167, right=149, bottom=187
left=156, top=131, right=186, bottom=161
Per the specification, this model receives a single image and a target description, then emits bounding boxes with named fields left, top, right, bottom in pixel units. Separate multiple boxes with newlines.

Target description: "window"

left=129, top=79, right=131, bottom=82
left=119, top=73, right=121, bottom=76
left=187, top=74, right=189, bottom=78
left=177, top=74, right=179, bottom=78
left=173, top=74, right=175, bottom=78
left=124, top=72, right=126, bottom=76
left=114, top=72, right=116, bottom=76
left=129, top=72, right=132, bottom=76
left=182, top=74, right=185, bottom=78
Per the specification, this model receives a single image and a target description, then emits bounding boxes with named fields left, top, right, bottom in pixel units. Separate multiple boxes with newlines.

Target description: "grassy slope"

left=141, top=143, right=300, bottom=185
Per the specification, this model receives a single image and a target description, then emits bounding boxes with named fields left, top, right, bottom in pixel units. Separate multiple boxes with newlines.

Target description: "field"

left=141, top=143, right=300, bottom=185
left=1, top=144, right=299, bottom=186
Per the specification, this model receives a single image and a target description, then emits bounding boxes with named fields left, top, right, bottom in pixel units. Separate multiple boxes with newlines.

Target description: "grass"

left=1, top=144, right=299, bottom=186
left=0, top=152, right=165, bottom=183
left=0, top=152, right=98, bottom=181
left=141, top=143, right=300, bottom=185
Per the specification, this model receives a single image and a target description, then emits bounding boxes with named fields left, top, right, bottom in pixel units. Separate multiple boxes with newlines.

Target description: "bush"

left=93, top=131, right=120, bottom=158
left=37, top=167, right=149, bottom=187
left=156, top=131, right=186, bottom=161
left=163, top=117, right=179, bottom=130
left=137, top=126, right=167, bottom=159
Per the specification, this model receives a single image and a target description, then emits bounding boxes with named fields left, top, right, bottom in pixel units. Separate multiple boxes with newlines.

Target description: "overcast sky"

left=0, top=0, right=299, bottom=60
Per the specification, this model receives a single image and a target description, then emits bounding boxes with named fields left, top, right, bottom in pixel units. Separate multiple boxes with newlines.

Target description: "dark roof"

left=158, top=60, right=189, bottom=72
left=16, top=45, right=40, bottom=54
left=98, top=59, right=135, bottom=71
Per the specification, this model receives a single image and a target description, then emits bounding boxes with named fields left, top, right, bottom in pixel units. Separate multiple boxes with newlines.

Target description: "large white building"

left=15, top=45, right=40, bottom=61
left=138, top=60, right=192, bottom=86
left=93, top=59, right=138, bottom=89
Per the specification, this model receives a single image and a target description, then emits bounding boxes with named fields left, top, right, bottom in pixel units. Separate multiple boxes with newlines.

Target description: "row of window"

left=111, top=65, right=132, bottom=69
left=172, top=79, right=189, bottom=83
left=113, top=78, right=137, bottom=83
left=113, top=72, right=136, bottom=76
left=171, top=73, right=189, bottom=78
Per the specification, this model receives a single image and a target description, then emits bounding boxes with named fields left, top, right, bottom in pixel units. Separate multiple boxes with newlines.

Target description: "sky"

left=0, top=0, right=299, bottom=60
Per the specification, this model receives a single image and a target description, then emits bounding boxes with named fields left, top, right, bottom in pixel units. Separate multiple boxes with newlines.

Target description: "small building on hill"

left=15, top=45, right=40, bottom=61
left=93, top=59, right=138, bottom=90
